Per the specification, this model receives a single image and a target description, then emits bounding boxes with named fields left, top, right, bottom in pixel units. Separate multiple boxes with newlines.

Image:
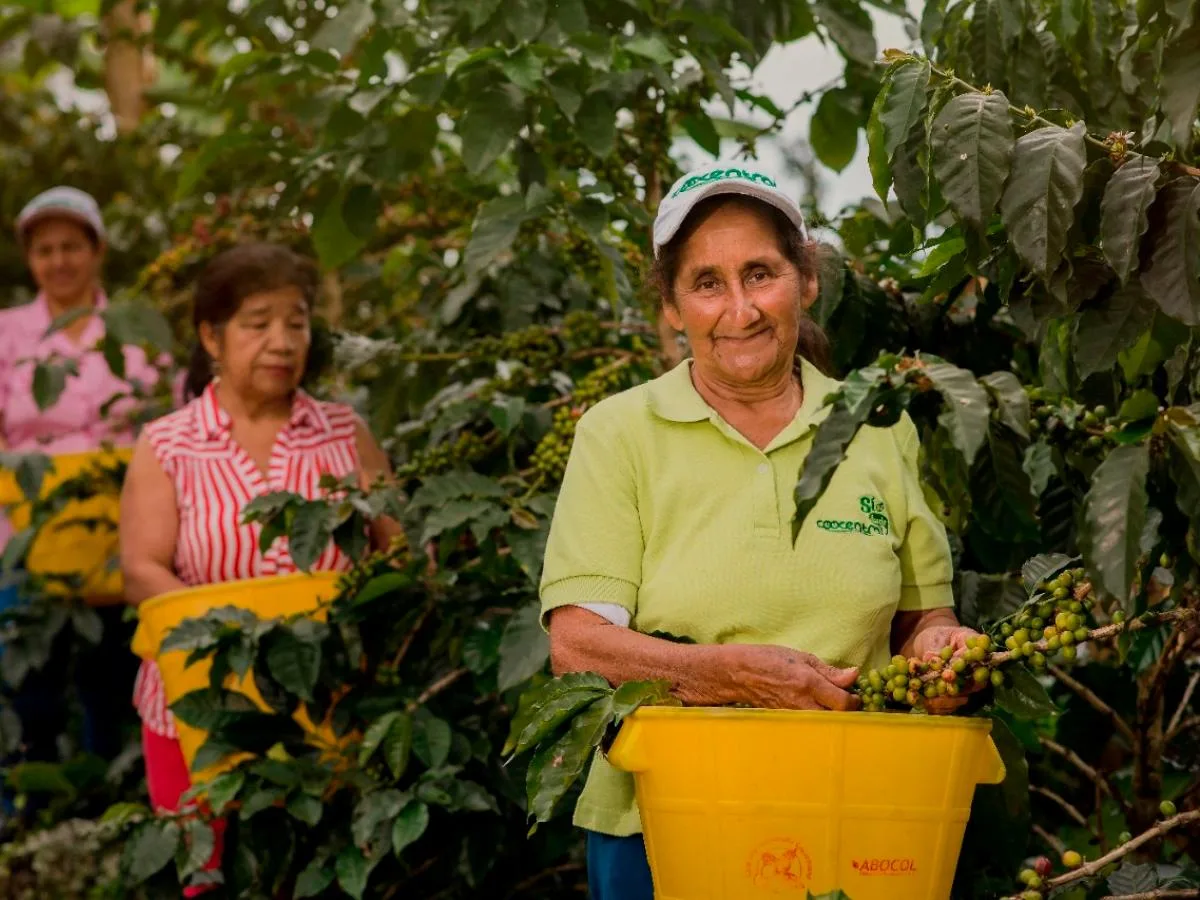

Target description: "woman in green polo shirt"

left=540, top=161, right=980, bottom=899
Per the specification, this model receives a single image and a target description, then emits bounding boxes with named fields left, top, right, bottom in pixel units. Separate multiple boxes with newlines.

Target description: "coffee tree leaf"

left=610, top=679, right=674, bottom=721
left=265, top=630, right=321, bottom=702
left=810, top=89, right=860, bottom=173
left=124, top=820, right=181, bottom=884
left=969, top=0, right=1006, bottom=88
left=993, top=663, right=1058, bottom=720
left=334, top=845, right=374, bottom=900
left=575, top=92, right=617, bottom=157
left=392, top=801, right=430, bottom=857
left=294, top=858, right=335, bottom=898
left=1140, top=179, right=1200, bottom=326
left=459, top=88, right=525, bottom=175
left=1021, top=553, right=1075, bottom=595
left=32, top=359, right=72, bottom=411
left=464, top=195, right=529, bottom=278
left=179, top=817, right=215, bottom=878
left=999, top=122, right=1088, bottom=276
left=880, top=60, right=930, bottom=163
left=1076, top=281, right=1157, bottom=379
left=980, top=371, right=1030, bottom=439
left=497, top=602, right=550, bottom=692
left=527, top=696, right=614, bottom=824
left=931, top=91, right=1014, bottom=230
left=1081, top=443, right=1150, bottom=608
left=412, top=715, right=452, bottom=768
left=1167, top=423, right=1200, bottom=528
left=811, top=0, right=876, bottom=64
left=1100, top=155, right=1161, bottom=283
left=504, top=672, right=611, bottom=757
left=311, top=0, right=374, bottom=54
left=288, top=502, right=334, bottom=572
left=1108, top=862, right=1159, bottom=895
left=204, top=771, right=244, bottom=816
left=1161, top=24, right=1200, bottom=148
left=925, top=362, right=991, bottom=464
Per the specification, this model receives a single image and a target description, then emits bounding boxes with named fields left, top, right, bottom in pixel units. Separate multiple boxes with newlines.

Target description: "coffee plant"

left=0, top=0, right=1198, bottom=896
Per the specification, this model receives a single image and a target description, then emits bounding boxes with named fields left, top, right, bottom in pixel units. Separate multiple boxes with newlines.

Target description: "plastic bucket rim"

left=623, top=706, right=997, bottom=730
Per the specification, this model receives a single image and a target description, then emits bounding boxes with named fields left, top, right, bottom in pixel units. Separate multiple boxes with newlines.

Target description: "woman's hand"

left=910, top=623, right=985, bottom=715
left=720, top=645, right=861, bottom=712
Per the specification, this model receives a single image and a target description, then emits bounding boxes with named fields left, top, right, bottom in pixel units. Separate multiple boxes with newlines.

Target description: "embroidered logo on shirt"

left=816, top=495, right=890, bottom=536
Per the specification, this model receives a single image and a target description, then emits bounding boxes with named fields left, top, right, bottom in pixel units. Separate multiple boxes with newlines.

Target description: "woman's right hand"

left=719, top=644, right=861, bottom=711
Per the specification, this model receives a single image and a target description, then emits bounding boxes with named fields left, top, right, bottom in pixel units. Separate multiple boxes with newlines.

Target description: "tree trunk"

left=103, top=0, right=151, bottom=133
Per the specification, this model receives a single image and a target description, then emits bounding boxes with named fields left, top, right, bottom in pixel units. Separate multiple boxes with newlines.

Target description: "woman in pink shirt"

left=119, top=242, right=398, bottom=895
left=0, top=187, right=164, bottom=798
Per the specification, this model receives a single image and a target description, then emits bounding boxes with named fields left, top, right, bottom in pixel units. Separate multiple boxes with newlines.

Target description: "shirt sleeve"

left=894, top=414, right=955, bottom=611
left=539, top=408, right=643, bottom=628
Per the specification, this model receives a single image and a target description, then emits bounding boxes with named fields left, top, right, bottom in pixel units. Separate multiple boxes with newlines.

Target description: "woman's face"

left=25, top=218, right=103, bottom=306
left=201, top=285, right=311, bottom=403
left=664, top=202, right=817, bottom=391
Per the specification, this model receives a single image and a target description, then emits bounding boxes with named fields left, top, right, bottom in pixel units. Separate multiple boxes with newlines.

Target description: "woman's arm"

left=118, top=433, right=186, bottom=604
left=353, top=417, right=404, bottom=552
left=549, top=606, right=861, bottom=711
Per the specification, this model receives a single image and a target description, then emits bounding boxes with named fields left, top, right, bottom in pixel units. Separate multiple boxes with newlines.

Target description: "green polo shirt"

left=539, top=357, right=955, bottom=836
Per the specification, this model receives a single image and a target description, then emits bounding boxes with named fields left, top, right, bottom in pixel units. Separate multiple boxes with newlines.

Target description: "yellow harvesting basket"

left=0, top=448, right=131, bottom=604
left=132, top=572, right=344, bottom=783
left=607, top=706, right=1005, bottom=900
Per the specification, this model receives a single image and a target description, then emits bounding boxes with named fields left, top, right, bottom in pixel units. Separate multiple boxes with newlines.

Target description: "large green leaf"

left=979, top=371, right=1029, bottom=439
left=811, top=0, right=877, bottom=64
left=464, top=195, right=529, bottom=278
left=1080, top=443, right=1150, bottom=608
left=311, top=191, right=367, bottom=272
left=264, top=630, right=321, bottom=702
left=1140, top=179, right=1200, bottom=326
left=506, top=0, right=546, bottom=42
left=792, top=392, right=880, bottom=541
left=459, top=88, right=525, bottom=175
left=1100, top=155, right=1161, bottom=283
left=969, top=0, right=1006, bottom=89
left=311, top=0, right=374, bottom=54
left=335, top=846, right=373, bottom=900
left=880, top=60, right=930, bottom=163
left=931, top=91, right=1013, bottom=230
left=810, top=88, right=860, bottom=173
left=993, top=664, right=1057, bottom=720
left=412, top=715, right=452, bottom=768
left=892, top=118, right=930, bottom=228
left=1075, top=281, right=1157, bottom=379
left=294, top=859, right=335, bottom=898
left=999, top=122, right=1088, bottom=276
left=1167, top=423, right=1200, bottom=527
left=575, top=92, right=618, bottom=157
left=526, top=697, right=614, bottom=824
left=31, top=359, right=74, bottom=411
left=288, top=503, right=333, bottom=572
left=504, top=672, right=610, bottom=757
left=925, top=362, right=990, bottom=463
left=1161, top=24, right=1200, bottom=148
left=392, top=801, right=430, bottom=857
left=123, top=820, right=181, bottom=884
left=497, top=602, right=551, bottom=691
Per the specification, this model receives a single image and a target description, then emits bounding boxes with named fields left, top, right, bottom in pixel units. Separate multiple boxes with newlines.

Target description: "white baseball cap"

left=16, top=186, right=107, bottom=245
left=653, top=161, right=808, bottom=257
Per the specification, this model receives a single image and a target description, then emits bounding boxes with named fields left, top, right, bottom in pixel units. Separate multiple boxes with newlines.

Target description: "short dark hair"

left=183, top=242, right=320, bottom=401
left=649, top=195, right=833, bottom=376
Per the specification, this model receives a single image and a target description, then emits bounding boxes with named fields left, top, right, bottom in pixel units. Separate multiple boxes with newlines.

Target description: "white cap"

left=16, top=186, right=106, bottom=245
left=653, top=161, right=808, bottom=257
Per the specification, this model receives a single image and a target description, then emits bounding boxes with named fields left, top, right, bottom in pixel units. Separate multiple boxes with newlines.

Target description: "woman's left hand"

left=911, top=624, right=986, bottom=715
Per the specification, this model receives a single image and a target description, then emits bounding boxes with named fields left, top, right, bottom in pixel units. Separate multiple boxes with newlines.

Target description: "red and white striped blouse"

left=132, top=382, right=360, bottom=738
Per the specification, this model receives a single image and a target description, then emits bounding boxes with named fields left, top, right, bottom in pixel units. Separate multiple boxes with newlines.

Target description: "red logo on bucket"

left=851, top=857, right=919, bottom=876
left=746, top=839, right=813, bottom=891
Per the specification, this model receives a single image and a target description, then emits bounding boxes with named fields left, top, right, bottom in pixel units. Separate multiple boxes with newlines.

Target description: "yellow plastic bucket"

left=607, top=707, right=1005, bottom=900
left=132, top=572, right=344, bottom=782
left=0, top=448, right=131, bottom=604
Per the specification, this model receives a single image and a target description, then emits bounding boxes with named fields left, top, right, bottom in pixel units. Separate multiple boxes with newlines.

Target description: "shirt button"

left=757, top=463, right=769, bottom=474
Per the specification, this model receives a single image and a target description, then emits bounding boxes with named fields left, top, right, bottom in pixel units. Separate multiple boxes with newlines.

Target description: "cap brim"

left=17, top=209, right=104, bottom=245
left=653, top=180, right=807, bottom=256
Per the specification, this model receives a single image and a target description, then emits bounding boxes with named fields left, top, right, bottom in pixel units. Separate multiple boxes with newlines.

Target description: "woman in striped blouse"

left=118, top=243, right=397, bottom=894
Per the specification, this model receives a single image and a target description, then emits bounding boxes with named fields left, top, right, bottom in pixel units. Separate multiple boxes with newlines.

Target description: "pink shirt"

left=133, top=382, right=360, bottom=737
left=0, top=291, right=160, bottom=544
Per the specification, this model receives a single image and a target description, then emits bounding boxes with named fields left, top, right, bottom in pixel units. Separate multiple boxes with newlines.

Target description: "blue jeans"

left=586, top=831, right=654, bottom=900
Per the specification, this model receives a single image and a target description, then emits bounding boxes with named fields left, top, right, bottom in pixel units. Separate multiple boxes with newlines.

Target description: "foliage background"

left=0, top=0, right=1198, bottom=897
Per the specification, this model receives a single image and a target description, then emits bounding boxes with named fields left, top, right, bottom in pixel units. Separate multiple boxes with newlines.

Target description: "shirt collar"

left=195, top=382, right=329, bottom=439
left=647, top=356, right=842, bottom=432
